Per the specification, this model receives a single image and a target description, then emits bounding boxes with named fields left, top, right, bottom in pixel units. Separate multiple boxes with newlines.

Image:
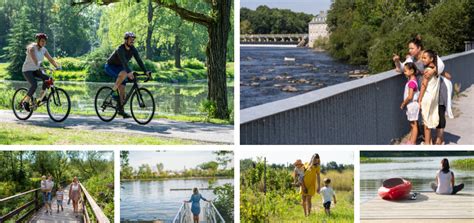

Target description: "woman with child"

left=393, top=35, right=453, bottom=145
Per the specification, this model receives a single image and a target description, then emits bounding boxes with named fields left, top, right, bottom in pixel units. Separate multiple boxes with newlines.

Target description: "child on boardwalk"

left=418, top=50, right=440, bottom=145
left=56, top=185, right=64, bottom=213
left=400, top=62, right=420, bottom=144
left=320, top=178, right=336, bottom=216
left=293, top=159, right=307, bottom=193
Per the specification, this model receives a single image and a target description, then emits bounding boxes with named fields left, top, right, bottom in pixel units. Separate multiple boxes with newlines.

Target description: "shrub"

left=84, top=46, right=114, bottom=82
left=130, top=59, right=157, bottom=73
left=183, top=58, right=205, bottom=69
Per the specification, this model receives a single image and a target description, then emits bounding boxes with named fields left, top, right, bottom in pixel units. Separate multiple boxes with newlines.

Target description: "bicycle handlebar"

left=132, top=72, right=152, bottom=82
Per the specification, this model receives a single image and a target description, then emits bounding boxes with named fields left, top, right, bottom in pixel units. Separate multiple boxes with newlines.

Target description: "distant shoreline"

left=240, top=44, right=298, bottom=48
left=120, top=176, right=233, bottom=181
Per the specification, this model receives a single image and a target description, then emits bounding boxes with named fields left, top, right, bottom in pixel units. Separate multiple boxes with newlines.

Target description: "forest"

left=0, top=151, right=114, bottom=221
left=240, top=6, right=314, bottom=34
left=240, top=158, right=354, bottom=222
left=0, top=0, right=234, bottom=119
left=326, top=0, right=474, bottom=72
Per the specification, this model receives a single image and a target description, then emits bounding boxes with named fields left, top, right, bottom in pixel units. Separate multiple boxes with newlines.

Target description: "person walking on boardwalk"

left=69, top=176, right=82, bottom=218
left=41, top=175, right=54, bottom=215
left=184, top=187, right=211, bottom=223
left=300, top=153, right=321, bottom=217
left=430, top=158, right=464, bottom=195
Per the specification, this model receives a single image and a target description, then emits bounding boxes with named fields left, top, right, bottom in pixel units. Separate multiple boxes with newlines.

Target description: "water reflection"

left=1, top=80, right=234, bottom=116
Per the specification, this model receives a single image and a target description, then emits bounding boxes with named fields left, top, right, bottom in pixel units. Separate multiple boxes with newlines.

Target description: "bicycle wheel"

left=130, top=87, right=155, bottom=125
left=47, top=88, right=71, bottom=122
left=12, top=88, right=33, bottom=120
left=94, top=86, right=118, bottom=122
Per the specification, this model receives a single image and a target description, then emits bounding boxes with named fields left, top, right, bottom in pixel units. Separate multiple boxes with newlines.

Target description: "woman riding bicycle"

left=104, top=31, right=151, bottom=118
left=21, top=33, right=61, bottom=111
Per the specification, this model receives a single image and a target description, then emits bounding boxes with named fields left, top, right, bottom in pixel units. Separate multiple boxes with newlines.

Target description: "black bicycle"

left=94, top=72, right=155, bottom=125
left=12, top=68, right=71, bottom=122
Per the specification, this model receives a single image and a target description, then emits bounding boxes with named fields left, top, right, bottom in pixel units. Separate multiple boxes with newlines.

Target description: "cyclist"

left=21, top=33, right=61, bottom=111
left=104, top=32, right=151, bottom=118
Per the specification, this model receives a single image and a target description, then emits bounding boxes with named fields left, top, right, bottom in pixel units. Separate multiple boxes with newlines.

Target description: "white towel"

left=441, top=76, right=454, bottom=119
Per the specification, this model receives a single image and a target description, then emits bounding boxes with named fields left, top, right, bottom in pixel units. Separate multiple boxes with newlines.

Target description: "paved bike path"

left=0, top=110, right=234, bottom=144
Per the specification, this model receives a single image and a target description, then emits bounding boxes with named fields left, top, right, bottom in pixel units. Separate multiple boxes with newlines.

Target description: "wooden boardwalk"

left=29, top=187, right=84, bottom=223
left=361, top=192, right=474, bottom=222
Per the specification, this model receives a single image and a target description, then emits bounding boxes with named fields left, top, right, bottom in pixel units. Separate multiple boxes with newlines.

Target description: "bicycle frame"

left=118, top=72, right=149, bottom=108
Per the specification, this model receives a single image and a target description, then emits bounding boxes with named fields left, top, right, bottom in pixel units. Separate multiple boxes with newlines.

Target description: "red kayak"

left=378, top=178, right=412, bottom=200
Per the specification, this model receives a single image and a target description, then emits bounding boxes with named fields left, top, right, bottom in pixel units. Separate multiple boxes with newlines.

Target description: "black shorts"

left=323, top=201, right=331, bottom=210
left=437, top=105, right=446, bottom=129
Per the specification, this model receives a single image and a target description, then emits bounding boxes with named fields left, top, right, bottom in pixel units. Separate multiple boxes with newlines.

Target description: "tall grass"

left=240, top=160, right=354, bottom=222
left=451, top=158, right=474, bottom=170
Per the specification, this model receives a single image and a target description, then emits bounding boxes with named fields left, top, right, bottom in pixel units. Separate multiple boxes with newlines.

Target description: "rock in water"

left=250, top=82, right=260, bottom=87
left=282, top=85, right=298, bottom=92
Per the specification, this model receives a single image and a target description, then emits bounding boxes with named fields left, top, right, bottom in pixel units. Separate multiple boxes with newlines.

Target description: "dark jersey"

left=107, top=44, right=146, bottom=73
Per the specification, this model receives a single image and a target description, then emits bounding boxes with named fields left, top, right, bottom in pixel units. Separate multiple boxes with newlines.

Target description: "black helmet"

left=35, top=33, right=48, bottom=40
left=124, top=32, right=136, bottom=39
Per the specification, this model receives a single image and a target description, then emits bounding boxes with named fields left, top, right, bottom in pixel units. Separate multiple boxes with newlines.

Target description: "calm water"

left=120, top=178, right=233, bottom=222
left=0, top=80, right=234, bottom=116
left=240, top=46, right=361, bottom=109
left=360, top=156, right=474, bottom=203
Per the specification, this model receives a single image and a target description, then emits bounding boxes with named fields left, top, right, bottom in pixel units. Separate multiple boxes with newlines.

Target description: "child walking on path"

left=293, top=159, right=308, bottom=193
left=400, top=62, right=420, bottom=144
left=320, top=178, right=336, bottom=216
left=56, top=185, right=64, bottom=213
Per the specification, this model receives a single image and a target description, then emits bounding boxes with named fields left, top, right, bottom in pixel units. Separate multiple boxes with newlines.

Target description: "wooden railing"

left=0, top=188, right=41, bottom=222
left=79, top=183, right=110, bottom=223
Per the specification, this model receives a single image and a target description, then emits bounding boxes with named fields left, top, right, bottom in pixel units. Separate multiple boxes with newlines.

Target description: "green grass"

left=270, top=190, right=354, bottom=223
left=0, top=122, right=199, bottom=145
left=451, top=158, right=474, bottom=170
left=240, top=169, right=354, bottom=223
left=360, top=157, right=394, bottom=163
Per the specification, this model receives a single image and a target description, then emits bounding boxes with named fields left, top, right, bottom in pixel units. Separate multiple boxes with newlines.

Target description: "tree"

left=137, top=164, right=153, bottom=178
left=73, top=0, right=232, bottom=119
left=156, top=163, right=164, bottom=175
left=3, top=7, right=37, bottom=80
left=213, top=151, right=233, bottom=169
left=199, top=161, right=219, bottom=175
left=154, top=0, right=231, bottom=119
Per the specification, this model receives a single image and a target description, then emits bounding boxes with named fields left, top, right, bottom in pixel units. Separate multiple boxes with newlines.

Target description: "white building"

left=308, top=11, right=329, bottom=48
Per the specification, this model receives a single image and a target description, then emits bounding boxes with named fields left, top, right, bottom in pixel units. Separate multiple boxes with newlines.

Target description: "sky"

left=240, top=0, right=332, bottom=15
left=127, top=151, right=234, bottom=171
left=239, top=149, right=354, bottom=165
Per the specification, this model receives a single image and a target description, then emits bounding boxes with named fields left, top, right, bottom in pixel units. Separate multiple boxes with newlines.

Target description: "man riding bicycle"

left=21, top=33, right=61, bottom=111
left=104, top=31, right=151, bottom=118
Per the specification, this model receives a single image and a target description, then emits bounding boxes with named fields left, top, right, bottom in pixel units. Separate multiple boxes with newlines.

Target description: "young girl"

left=400, top=62, right=420, bottom=145
left=56, top=185, right=64, bottom=212
left=293, top=159, right=307, bottom=193
left=418, top=50, right=440, bottom=145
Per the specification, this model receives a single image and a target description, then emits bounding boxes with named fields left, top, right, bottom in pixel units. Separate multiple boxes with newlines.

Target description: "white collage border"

left=1, top=0, right=473, bottom=222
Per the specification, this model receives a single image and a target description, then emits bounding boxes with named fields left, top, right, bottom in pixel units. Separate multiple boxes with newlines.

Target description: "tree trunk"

left=206, top=0, right=231, bottom=119
left=146, top=0, right=154, bottom=59
left=174, top=35, right=181, bottom=68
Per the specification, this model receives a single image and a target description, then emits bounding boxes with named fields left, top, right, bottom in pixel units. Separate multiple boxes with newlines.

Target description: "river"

left=120, top=178, right=233, bottom=222
left=240, top=45, right=362, bottom=109
left=0, top=80, right=234, bottom=116
left=360, top=156, right=474, bottom=203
